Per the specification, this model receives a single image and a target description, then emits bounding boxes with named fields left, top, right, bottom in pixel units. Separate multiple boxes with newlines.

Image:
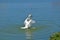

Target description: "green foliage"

left=49, top=32, right=60, bottom=40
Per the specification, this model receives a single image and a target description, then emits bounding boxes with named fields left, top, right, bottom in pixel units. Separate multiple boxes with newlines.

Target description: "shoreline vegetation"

left=49, top=32, right=60, bottom=40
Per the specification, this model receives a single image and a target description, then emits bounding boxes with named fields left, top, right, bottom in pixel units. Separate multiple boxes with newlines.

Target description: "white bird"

left=21, top=14, right=35, bottom=29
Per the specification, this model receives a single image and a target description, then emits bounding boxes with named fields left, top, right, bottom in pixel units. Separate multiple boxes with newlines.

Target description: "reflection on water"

left=0, top=22, right=60, bottom=40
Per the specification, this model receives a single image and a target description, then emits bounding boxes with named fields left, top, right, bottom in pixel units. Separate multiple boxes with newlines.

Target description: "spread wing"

left=31, top=20, right=35, bottom=23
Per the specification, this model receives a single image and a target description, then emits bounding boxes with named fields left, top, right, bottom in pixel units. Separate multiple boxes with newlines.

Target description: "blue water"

left=0, top=0, right=60, bottom=40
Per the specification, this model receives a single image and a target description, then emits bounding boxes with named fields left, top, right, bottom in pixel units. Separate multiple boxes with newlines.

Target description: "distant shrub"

left=49, top=32, right=60, bottom=40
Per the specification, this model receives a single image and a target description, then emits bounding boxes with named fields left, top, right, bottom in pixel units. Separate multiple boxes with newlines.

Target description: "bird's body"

left=21, top=14, right=35, bottom=29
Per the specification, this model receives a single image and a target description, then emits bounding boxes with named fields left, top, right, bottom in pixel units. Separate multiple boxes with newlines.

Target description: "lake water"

left=0, top=0, right=60, bottom=40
